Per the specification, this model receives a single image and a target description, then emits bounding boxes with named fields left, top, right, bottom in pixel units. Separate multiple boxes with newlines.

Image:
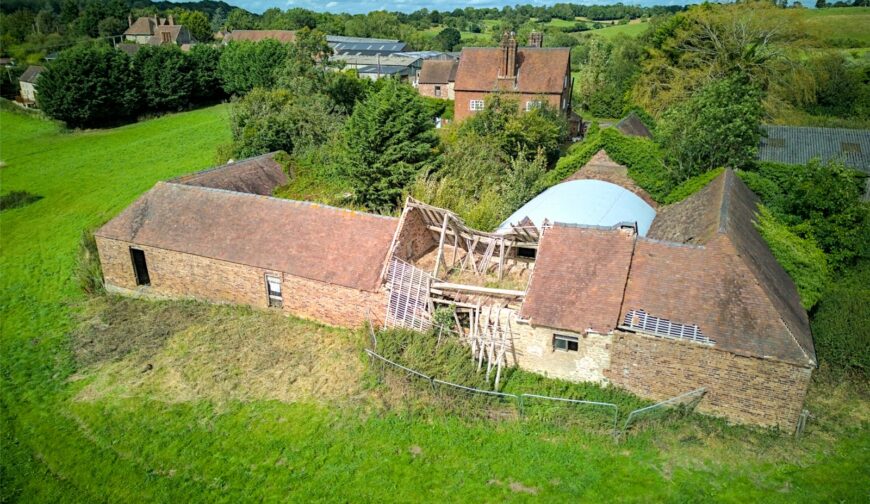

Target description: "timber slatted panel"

left=385, top=259, right=432, bottom=331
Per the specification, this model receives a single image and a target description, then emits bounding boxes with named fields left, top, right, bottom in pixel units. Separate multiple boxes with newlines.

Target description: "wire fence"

left=364, top=346, right=706, bottom=440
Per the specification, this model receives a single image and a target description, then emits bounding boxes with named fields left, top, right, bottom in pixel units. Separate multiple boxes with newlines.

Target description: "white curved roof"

left=498, top=179, right=657, bottom=236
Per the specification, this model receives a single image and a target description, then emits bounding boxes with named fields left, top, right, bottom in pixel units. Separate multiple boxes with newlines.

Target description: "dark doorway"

left=130, top=248, right=150, bottom=286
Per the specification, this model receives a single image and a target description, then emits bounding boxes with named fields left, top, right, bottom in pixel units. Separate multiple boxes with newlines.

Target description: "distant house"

left=0, top=57, right=14, bottom=68
left=18, top=65, right=44, bottom=106
left=417, top=59, right=458, bottom=100
left=124, top=15, right=194, bottom=47
left=453, top=32, right=579, bottom=134
left=223, top=30, right=297, bottom=44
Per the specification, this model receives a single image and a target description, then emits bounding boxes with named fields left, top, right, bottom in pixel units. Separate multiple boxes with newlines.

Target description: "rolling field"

left=1, top=106, right=868, bottom=502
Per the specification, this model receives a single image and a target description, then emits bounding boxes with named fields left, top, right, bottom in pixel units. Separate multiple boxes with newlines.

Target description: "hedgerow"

left=811, top=261, right=870, bottom=376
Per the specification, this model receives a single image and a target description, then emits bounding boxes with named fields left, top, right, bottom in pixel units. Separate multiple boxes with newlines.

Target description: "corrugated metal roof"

left=759, top=125, right=870, bottom=173
left=498, top=179, right=657, bottom=236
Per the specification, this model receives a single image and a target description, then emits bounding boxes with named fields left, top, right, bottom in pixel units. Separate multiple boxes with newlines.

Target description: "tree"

left=344, top=79, right=439, bottom=212
left=97, top=16, right=126, bottom=37
left=178, top=10, right=212, bottom=43
left=210, top=7, right=226, bottom=32
left=188, top=44, right=224, bottom=103
left=134, top=45, right=193, bottom=111
left=38, top=43, right=140, bottom=128
left=434, top=27, right=461, bottom=51
left=657, top=75, right=763, bottom=178
left=219, top=39, right=288, bottom=96
left=229, top=87, right=339, bottom=158
left=816, top=0, right=827, bottom=6
left=225, top=8, right=255, bottom=31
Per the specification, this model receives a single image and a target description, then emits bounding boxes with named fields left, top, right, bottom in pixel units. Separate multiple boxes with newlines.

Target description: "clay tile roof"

left=19, top=65, right=44, bottom=83
left=643, top=170, right=814, bottom=366
left=171, top=152, right=289, bottom=195
left=95, top=183, right=397, bottom=292
left=125, top=16, right=156, bottom=35
left=614, top=112, right=653, bottom=139
left=418, top=60, right=458, bottom=84
left=563, top=149, right=658, bottom=208
left=224, top=30, right=296, bottom=44
left=521, top=224, right=636, bottom=334
left=454, top=47, right=570, bottom=94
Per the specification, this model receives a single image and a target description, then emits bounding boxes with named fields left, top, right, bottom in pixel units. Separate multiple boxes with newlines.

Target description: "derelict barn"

left=95, top=153, right=395, bottom=327
left=97, top=150, right=815, bottom=430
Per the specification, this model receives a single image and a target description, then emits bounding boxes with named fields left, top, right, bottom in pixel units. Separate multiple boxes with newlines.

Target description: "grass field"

left=1, top=105, right=869, bottom=502
left=587, top=21, right=651, bottom=40
left=801, top=6, right=870, bottom=46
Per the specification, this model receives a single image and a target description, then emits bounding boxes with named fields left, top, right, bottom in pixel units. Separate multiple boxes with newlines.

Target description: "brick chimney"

left=529, top=31, right=543, bottom=48
left=168, top=15, right=175, bottom=26
left=499, top=31, right=518, bottom=80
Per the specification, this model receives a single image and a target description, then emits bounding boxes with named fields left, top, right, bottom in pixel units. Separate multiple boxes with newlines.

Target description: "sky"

left=208, top=1, right=695, bottom=15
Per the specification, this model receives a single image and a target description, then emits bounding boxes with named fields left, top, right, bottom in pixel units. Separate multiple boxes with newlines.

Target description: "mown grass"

left=1, top=103, right=868, bottom=502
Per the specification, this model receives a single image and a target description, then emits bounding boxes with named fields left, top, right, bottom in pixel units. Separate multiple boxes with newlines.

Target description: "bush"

left=754, top=206, right=830, bottom=310
left=38, top=43, right=140, bottom=128
left=76, top=230, right=104, bottom=296
left=188, top=44, right=225, bottom=103
left=662, top=167, right=724, bottom=204
left=134, top=45, right=193, bottom=111
left=219, top=39, right=288, bottom=96
left=229, top=87, right=340, bottom=159
left=811, top=261, right=870, bottom=376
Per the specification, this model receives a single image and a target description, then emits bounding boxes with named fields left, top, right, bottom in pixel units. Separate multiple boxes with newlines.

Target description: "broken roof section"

left=96, top=182, right=397, bottom=292
left=171, top=152, right=288, bottom=196
left=521, top=224, right=636, bottom=335
left=498, top=178, right=657, bottom=236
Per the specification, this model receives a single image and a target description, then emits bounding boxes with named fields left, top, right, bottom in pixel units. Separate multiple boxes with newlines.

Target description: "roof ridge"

left=716, top=169, right=734, bottom=235
left=161, top=181, right=397, bottom=222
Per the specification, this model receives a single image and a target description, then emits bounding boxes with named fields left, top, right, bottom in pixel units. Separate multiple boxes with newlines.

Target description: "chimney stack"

left=529, top=31, right=543, bottom=48
left=168, top=15, right=175, bottom=26
left=499, top=31, right=518, bottom=80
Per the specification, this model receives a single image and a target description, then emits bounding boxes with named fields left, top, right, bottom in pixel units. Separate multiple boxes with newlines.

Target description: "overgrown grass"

left=1, top=105, right=868, bottom=502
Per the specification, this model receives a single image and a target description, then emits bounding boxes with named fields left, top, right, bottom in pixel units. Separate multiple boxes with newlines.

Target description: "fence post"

left=517, top=395, right=524, bottom=419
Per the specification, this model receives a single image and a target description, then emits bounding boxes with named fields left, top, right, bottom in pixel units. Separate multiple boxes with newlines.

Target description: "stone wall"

left=96, top=237, right=385, bottom=328
left=509, top=319, right=612, bottom=383
left=417, top=83, right=454, bottom=100
left=607, top=331, right=812, bottom=429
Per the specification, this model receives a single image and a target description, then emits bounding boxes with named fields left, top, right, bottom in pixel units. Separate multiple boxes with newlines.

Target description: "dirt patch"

left=487, top=478, right=539, bottom=495
left=72, top=296, right=365, bottom=406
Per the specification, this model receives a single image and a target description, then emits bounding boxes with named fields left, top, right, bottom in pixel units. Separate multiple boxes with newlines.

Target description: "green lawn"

left=588, top=21, right=651, bottom=40
left=801, top=6, right=870, bottom=46
left=1, top=106, right=868, bottom=502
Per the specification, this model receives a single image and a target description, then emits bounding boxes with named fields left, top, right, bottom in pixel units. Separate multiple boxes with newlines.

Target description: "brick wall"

left=607, top=331, right=812, bottom=429
left=392, top=208, right=437, bottom=263
left=454, top=91, right=562, bottom=122
left=418, top=83, right=454, bottom=100
left=96, top=237, right=385, bottom=328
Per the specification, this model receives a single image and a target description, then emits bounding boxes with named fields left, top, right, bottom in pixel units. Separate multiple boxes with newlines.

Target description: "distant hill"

left=0, top=0, right=248, bottom=16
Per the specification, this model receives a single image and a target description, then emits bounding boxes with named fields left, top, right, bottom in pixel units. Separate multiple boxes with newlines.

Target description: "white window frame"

left=469, top=99, right=484, bottom=111
left=553, top=333, right=579, bottom=352
left=266, top=274, right=283, bottom=308
left=434, top=85, right=442, bottom=97
left=525, top=100, right=542, bottom=112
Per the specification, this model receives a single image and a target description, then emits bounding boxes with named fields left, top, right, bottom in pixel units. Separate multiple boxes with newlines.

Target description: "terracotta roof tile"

left=171, top=152, right=288, bottom=195
left=521, top=224, right=635, bottom=334
left=418, top=60, right=458, bottom=84
left=224, top=30, right=296, bottom=44
left=454, top=47, right=570, bottom=94
left=124, top=17, right=157, bottom=35
left=96, top=183, right=397, bottom=292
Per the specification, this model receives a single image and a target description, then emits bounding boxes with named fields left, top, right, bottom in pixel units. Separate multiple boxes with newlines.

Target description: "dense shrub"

left=811, top=261, right=870, bottom=376
left=657, top=75, right=763, bottom=178
left=187, top=44, right=225, bottom=103
left=219, top=39, right=288, bottom=96
left=754, top=206, right=830, bottom=310
left=38, top=43, right=140, bottom=128
left=229, top=87, right=340, bottom=159
left=662, top=167, right=724, bottom=204
left=544, top=127, right=673, bottom=201
left=134, top=45, right=194, bottom=111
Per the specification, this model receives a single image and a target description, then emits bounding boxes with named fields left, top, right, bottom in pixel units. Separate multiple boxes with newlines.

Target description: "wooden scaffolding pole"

left=432, top=213, right=450, bottom=279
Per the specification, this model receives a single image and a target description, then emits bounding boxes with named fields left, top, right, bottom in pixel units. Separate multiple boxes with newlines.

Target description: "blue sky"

left=208, top=1, right=694, bottom=15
